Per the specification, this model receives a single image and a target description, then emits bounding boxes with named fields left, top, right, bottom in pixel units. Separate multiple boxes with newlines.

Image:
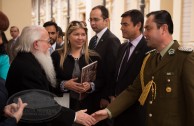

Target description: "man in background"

left=6, top=26, right=20, bottom=63
left=57, top=26, right=64, bottom=47
left=88, top=5, right=121, bottom=126
left=111, top=9, right=150, bottom=126
left=43, top=21, right=61, bottom=54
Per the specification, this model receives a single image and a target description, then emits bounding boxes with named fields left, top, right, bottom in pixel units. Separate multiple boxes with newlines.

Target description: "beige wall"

left=0, top=0, right=31, bottom=39
left=190, top=0, right=194, bottom=42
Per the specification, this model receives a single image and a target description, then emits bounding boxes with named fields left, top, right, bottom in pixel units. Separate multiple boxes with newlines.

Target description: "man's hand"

left=91, top=109, right=109, bottom=124
left=4, top=98, right=27, bottom=123
left=75, top=109, right=96, bottom=126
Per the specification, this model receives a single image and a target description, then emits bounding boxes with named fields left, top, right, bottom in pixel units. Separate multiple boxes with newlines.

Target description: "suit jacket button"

left=149, top=101, right=153, bottom=104
left=166, top=87, right=172, bottom=93
left=149, top=113, right=152, bottom=117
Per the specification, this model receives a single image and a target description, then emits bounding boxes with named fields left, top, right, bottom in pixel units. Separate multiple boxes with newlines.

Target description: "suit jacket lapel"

left=116, top=43, right=128, bottom=80
left=95, top=29, right=109, bottom=50
left=127, top=38, right=145, bottom=67
left=118, top=37, right=146, bottom=80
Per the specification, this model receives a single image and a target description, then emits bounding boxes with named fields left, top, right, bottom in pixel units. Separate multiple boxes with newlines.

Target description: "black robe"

left=5, top=52, right=75, bottom=126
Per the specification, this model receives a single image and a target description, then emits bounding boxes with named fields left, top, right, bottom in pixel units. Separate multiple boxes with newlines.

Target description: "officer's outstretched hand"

left=91, top=109, right=109, bottom=124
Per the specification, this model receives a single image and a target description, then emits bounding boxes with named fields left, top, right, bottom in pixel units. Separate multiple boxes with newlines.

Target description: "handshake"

left=4, top=98, right=109, bottom=126
left=75, top=109, right=109, bottom=126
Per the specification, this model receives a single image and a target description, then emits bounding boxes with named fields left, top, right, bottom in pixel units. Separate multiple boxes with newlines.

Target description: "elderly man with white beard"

left=5, top=25, right=96, bottom=126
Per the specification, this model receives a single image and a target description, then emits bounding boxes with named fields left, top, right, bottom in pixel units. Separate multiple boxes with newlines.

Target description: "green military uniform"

left=107, top=40, right=194, bottom=126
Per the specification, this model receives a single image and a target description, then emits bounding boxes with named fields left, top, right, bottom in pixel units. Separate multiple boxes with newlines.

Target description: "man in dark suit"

left=111, top=10, right=151, bottom=126
left=6, top=26, right=20, bottom=63
left=5, top=25, right=96, bottom=126
left=92, top=10, right=194, bottom=126
left=89, top=5, right=120, bottom=110
left=43, top=21, right=61, bottom=54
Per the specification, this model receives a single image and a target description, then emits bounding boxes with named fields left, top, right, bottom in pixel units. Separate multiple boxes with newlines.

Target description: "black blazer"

left=89, top=29, right=121, bottom=99
left=113, top=37, right=151, bottom=126
left=51, top=51, right=103, bottom=114
left=5, top=52, right=75, bottom=126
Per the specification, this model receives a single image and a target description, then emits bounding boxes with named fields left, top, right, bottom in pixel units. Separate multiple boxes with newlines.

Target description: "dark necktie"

left=118, top=42, right=132, bottom=77
left=89, top=35, right=98, bottom=49
left=156, top=53, right=161, bottom=66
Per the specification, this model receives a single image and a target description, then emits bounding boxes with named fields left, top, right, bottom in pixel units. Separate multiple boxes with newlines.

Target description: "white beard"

left=33, top=50, right=56, bottom=88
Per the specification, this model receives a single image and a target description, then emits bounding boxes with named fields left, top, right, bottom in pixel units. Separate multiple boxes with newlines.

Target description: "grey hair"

left=15, top=26, right=45, bottom=52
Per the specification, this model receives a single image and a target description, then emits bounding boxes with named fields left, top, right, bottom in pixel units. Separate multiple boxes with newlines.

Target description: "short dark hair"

left=146, top=10, right=173, bottom=34
left=43, top=21, right=58, bottom=32
left=121, top=9, right=144, bottom=32
left=10, top=26, right=19, bottom=32
left=58, top=26, right=64, bottom=37
left=92, top=5, right=109, bottom=19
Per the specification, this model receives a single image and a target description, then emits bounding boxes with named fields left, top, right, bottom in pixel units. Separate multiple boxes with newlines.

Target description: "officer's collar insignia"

left=178, top=46, right=193, bottom=52
left=168, top=49, right=175, bottom=55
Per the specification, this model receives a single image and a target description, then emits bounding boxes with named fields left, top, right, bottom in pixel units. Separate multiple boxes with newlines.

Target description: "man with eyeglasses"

left=88, top=5, right=121, bottom=126
left=5, top=25, right=96, bottom=126
left=43, top=21, right=61, bottom=54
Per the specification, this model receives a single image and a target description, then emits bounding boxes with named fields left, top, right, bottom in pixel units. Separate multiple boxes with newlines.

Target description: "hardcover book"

left=79, top=61, right=98, bottom=100
left=81, top=61, right=98, bottom=83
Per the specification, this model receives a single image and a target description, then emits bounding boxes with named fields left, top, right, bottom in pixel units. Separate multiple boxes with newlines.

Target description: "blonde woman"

left=51, top=21, right=103, bottom=115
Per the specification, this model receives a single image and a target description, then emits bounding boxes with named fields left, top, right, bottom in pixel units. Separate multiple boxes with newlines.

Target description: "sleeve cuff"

left=60, top=81, right=69, bottom=92
left=105, top=108, right=112, bottom=119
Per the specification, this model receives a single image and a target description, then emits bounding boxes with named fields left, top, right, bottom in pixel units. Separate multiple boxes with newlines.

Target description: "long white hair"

left=15, top=25, right=56, bottom=87
left=15, top=26, right=44, bottom=52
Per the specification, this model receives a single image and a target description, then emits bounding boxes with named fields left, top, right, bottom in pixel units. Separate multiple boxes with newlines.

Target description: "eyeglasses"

left=88, top=18, right=103, bottom=22
left=37, top=39, right=51, bottom=44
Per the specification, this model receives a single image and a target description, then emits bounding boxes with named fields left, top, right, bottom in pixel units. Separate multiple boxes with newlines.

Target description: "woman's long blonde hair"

left=59, top=21, right=98, bottom=69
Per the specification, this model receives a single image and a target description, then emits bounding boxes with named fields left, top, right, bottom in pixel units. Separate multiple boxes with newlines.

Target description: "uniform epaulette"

left=178, top=46, right=193, bottom=52
left=145, top=49, right=156, bottom=55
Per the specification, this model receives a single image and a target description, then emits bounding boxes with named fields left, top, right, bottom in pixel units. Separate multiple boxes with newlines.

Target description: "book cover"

left=79, top=61, right=98, bottom=100
left=81, top=61, right=98, bottom=83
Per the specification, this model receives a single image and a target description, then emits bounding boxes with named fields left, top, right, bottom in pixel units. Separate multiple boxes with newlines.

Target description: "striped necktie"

left=89, top=35, right=98, bottom=49
left=117, top=42, right=132, bottom=80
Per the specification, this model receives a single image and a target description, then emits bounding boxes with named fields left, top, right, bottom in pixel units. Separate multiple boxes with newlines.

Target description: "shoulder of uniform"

left=178, top=46, right=193, bottom=52
left=145, top=49, right=156, bottom=55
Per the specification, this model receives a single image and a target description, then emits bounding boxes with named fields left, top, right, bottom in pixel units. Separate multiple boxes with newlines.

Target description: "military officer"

left=91, top=10, right=194, bottom=126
